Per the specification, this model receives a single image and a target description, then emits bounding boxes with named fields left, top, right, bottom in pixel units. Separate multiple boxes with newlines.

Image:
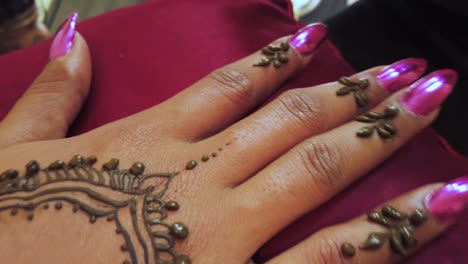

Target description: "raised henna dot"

left=48, top=160, right=65, bottom=170
left=90, top=215, right=97, bottom=223
left=26, top=160, right=40, bottom=177
left=102, top=158, right=119, bottom=171
left=164, top=201, right=180, bottom=211
left=55, top=202, right=63, bottom=210
left=185, top=160, right=198, bottom=170
left=170, top=222, right=189, bottom=239
left=129, top=162, right=145, bottom=175
left=201, top=155, right=209, bottom=162
left=68, top=155, right=85, bottom=168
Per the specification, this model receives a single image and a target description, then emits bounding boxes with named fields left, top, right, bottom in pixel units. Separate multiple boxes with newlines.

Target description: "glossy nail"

left=376, top=58, right=427, bottom=93
left=426, top=176, right=468, bottom=222
left=289, top=23, right=328, bottom=56
left=50, top=13, right=78, bottom=60
left=401, top=69, right=458, bottom=116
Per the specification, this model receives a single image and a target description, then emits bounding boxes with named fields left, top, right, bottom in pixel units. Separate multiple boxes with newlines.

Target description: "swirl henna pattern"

left=0, top=155, right=190, bottom=264
left=0, top=140, right=232, bottom=264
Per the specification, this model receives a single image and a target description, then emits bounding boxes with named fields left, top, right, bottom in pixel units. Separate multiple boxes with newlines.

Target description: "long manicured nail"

left=401, top=69, right=458, bottom=116
left=376, top=58, right=427, bottom=93
left=426, top=176, right=468, bottom=222
left=50, top=13, right=78, bottom=60
left=289, top=23, right=328, bottom=56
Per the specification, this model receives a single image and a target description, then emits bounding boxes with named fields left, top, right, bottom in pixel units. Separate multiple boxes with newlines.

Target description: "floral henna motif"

left=336, top=77, right=370, bottom=108
left=341, top=205, right=428, bottom=258
left=355, top=105, right=399, bottom=139
left=253, top=42, right=290, bottom=68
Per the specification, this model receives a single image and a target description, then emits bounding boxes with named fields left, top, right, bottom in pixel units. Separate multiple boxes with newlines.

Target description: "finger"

left=141, top=23, right=328, bottom=140
left=0, top=14, right=91, bottom=148
left=208, top=58, right=428, bottom=185
left=234, top=69, right=458, bottom=237
left=268, top=183, right=455, bottom=264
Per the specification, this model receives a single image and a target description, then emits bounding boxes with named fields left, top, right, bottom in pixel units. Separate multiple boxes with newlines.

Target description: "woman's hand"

left=0, top=16, right=463, bottom=264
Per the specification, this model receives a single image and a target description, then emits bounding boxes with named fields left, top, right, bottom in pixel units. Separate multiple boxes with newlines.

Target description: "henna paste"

left=0, top=156, right=190, bottom=264
left=185, top=160, right=198, bottom=170
left=356, top=105, right=399, bottom=139
left=0, top=141, right=235, bottom=263
left=342, top=205, right=428, bottom=258
left=336, top=77, right=370, bottom=108
left=253, top=42, right=290, bottom=68
left=165, top=201, right=180, bottom=211
left=340, top=242, right=356, bottom=257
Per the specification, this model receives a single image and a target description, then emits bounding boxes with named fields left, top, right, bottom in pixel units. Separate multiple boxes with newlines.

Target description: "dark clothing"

left=0, top=0, right=35, bottom=24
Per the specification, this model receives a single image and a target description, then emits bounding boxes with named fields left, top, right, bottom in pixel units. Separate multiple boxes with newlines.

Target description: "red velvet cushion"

left=0, top=0, right=466, bottom=262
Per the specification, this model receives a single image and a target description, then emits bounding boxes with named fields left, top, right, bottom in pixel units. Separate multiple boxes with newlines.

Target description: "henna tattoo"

left=355, top=105, right=399, bottom=139
left=0, top=140, right=236, bottom=263
left=253, top=42, right=290, bottom=68
left=0, top=156, right=188, bottom=264
left=336, top=77, right=370, bottom=108
left=185, top=161, right=198, bottom=170
left=340, top=242, right=356, bottom=257
left=341, top=205, right=428, bottom=258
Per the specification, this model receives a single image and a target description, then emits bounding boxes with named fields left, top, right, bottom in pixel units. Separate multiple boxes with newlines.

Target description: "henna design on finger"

left=340, top=242, right=356, bottom=257
left=253, top=42, right=290, bottom=68
left=355, top=105, right=399, bottom=139
left=336, top=77, right=370, bottom=108
left=340, top=205, right=428, bottom=258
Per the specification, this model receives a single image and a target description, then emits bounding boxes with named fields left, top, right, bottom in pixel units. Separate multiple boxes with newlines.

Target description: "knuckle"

left=313, top=237, right=347, bottom=264
left=30, top=62, right=88, bottom=101
left=277, top=90, right=327, bottom=132
left=20, top=83, right=79, bottom=133
left=28, top=82, right=86, bottom=110
left=297, top=139, right=344, bottom=190
left=208, top=68, right=254, bottom=106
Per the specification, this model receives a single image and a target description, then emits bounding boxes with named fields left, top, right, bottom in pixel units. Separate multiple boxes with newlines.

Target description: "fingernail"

left=289, top=23, right=328, bottom=56
left=376, top=58, right=428, bottom=93
left=401, top=69, right=458, bottom=116
left=50, top=12, right=78, bottom=60
left=426, top=176, right=468, bottom=222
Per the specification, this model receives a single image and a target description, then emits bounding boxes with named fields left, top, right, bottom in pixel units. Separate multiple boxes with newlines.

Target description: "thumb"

left=0, top=13, right=91, bottom=148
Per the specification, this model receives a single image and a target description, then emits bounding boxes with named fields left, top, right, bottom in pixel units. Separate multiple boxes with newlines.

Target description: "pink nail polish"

left=376, top=58, right=428, bottom=93
left=401, top=69, right=458, bottom=116
left=426, top=176, right=468, bottom=222
left=49, top=13, right=78, bottom=60
left=289, top=23, right=328, bottom=56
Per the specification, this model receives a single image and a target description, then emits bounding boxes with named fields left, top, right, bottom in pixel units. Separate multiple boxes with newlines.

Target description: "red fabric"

left=0, top=0, right=466, bottom=262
